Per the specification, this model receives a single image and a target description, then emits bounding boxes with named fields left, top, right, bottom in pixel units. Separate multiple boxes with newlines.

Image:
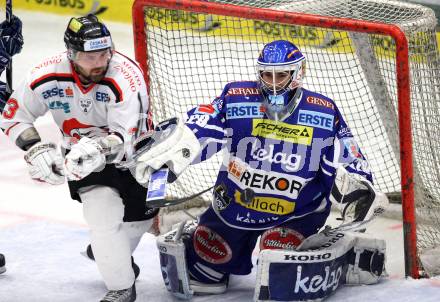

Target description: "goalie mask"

left=64, top=14, right=113, bottom=84
left=257, top=40, right=305, bottom=121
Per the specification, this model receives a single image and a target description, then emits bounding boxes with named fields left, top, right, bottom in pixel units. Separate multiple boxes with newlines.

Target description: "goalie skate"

left=0, top=253, right=5, bottom=274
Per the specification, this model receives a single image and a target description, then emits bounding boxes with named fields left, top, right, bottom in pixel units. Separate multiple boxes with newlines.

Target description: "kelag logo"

left=262, top=254, right=346, bottom=301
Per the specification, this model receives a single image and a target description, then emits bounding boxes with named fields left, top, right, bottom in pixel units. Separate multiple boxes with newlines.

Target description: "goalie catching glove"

left=64, top=134, right=123, bottom=181
left=330, top=166, right=388, bottom=225
left=134, top=118, right=201, bottom=185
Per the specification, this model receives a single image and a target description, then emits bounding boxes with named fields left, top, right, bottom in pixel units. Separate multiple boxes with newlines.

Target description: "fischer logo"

left=252, top=119, right=313, bottom=145
left=294, top=264, right=343, bottom=294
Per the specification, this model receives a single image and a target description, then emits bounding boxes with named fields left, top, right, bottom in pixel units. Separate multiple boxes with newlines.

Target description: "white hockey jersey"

left=0, top=51, right=152, bottom=155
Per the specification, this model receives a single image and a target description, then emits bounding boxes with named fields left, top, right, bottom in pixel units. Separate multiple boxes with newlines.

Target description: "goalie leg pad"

left=157, top=222, right=194, bottom=300
left=157, top=221, right=228, bottom=299
left=254, top=232, right=356, bottom=302
left=254, top=231, right=386, bottom=301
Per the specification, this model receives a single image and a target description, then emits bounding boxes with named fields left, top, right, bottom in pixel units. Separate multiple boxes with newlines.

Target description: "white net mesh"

left=134, top=0, right=440, bottom=257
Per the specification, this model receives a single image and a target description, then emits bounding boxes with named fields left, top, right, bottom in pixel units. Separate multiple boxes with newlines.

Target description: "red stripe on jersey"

left=70, top=63, right=97, bottom=94
left=5, top=122, right=20, bottom=136
left=147, top=110, right=153, bottom=131
left=30, top=73, right=74, bottom=90
left=101, top=77, right=123, bottom=103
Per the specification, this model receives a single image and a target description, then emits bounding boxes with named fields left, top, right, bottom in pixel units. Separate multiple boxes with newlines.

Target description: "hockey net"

left=132, top=0, right=440, bottom=277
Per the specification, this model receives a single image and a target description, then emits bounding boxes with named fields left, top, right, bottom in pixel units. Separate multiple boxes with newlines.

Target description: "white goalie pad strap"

left=254, top=231, right=386, bottom=301
left=156, top=222, right=194, bottom=300
left=345, top=233, right=386, bottom=285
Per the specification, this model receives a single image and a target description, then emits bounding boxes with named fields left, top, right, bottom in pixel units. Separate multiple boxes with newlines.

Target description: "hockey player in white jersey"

left=0, top=14, right=157, bottom=301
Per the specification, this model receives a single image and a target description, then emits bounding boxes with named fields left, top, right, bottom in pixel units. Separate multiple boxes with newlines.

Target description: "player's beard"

left=74, top=64, right=108, bottom=84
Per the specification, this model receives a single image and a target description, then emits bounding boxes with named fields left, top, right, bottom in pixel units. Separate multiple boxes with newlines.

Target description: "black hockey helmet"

left=64, top=14, right=112, bottom=53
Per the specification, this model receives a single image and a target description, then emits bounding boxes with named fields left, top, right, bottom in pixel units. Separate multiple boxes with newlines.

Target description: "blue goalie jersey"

left=185, top=81, right=372, bottom=230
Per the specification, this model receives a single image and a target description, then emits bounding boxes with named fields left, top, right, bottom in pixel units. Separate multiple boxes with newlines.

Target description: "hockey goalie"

left=134, top=40, right=389, bottom=301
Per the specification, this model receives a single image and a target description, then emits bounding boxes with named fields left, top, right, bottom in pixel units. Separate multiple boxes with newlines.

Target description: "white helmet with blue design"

left=257, top=40, right=306, bottom=121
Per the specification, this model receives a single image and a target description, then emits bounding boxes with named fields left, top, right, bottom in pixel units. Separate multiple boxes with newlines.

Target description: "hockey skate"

left=100, top=284, right=136, bottom=302
left=85, top=245, right=140, bottom=279
left=0, top=253, right=5, bottom=274
left=189, top=278, right=228, bottom=295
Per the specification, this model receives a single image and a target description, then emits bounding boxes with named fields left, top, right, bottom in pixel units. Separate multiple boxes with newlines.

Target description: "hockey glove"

left=0, top=15, right=23, bottom=57
left=0, top=81, right=8, bottom=113
left=135, top=118, right=201, bottom=185
left=24, top=142, right=65, bottom=185
left=64, top=135, right=123, bottom=181
left=330, top=166, right=388, bottom=224
left=0, top=48, right=10, bottom=74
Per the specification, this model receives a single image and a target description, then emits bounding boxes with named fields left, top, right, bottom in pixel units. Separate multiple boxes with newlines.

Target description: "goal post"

left=132, top=0, right=440, bottom=279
